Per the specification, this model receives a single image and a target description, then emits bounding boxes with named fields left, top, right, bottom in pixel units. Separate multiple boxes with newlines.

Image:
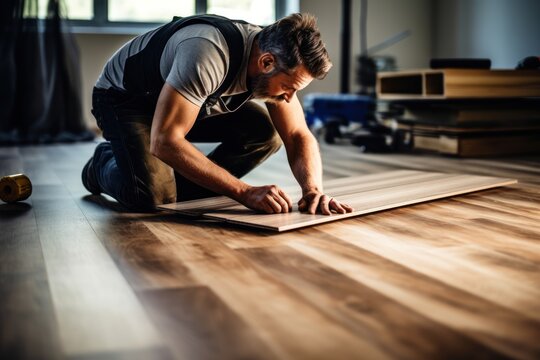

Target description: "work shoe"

left=82, top=156, right=101, bottom=195
left=82, top=142, right=111, bottom=195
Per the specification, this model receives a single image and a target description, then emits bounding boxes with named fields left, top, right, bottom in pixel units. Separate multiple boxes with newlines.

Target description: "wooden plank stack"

left=377, top=69, right=540, bottom=157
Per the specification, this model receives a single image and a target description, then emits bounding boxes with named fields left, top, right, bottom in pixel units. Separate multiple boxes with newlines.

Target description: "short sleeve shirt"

left=95, top=22, right=261, bottom=117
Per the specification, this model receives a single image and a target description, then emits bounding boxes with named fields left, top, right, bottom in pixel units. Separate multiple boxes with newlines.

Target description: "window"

left=207, top=0, right=275, bottom=25
left=35, top=0, right=292, bottom=32
left=107, top=0, right=195, bottom=23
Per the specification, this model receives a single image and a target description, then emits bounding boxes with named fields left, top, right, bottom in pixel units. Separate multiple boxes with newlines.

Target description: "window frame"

left=67, top=0, right=289, bottom=34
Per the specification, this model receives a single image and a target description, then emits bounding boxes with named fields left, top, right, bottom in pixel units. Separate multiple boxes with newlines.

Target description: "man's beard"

left=250, top=71, right=286, bottom=104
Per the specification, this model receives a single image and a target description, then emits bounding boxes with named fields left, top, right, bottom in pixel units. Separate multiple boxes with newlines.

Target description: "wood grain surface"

left=377, top=69, right=540, bottom=99
left=159, top=171, right=516, bottom=231
left=1, top=141, right=539, bottom=359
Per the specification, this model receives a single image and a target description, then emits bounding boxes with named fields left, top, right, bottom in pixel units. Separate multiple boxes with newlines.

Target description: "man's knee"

left=118, top=187, right=176, bottom=212
left=117, top=166, right=176, bottom=212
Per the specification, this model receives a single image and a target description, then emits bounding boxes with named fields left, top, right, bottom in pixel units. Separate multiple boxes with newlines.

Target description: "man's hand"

left=239, top=185, right=293, bottom=214
left=298, top=190, right=354, bottom=215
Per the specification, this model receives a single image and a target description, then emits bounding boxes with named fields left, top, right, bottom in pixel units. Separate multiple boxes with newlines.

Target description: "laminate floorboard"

left=240, top=246, right=501, bottom=359
left=0, top=201, right=63, bottom=359
left=283, top=231, right=540, bottom=359
left=159, top=171, right=517, bottom=231
left=32, top=200, right=163, bottom=356
left=139, top=286, right=278, bottom=360
left=1, top=141, right=539, bottom=359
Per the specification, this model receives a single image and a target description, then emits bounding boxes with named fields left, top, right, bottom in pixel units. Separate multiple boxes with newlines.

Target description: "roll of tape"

left=0, top=174, right=32, bottom=203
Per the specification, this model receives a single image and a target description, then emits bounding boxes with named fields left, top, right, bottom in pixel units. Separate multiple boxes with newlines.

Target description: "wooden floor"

left=1, top=140, right=540, bottom=359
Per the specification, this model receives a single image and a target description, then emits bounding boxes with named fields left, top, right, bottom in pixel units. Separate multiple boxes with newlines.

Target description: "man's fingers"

left=308, top=194, right=322, bottom=214
left=329, top=198, right=346, bottom=214
left=265, top=195, right=282, bottom=213
left=326, top=196, right=354, bottom=214
left=278, top=189, right=293, bottom=210
left=320, top=195, right=332, bottom=215
left=272, top=193, right=290, bottom=213
left=296, top=193, right=354, bottom=215
left=298, top=198, right=307, bottom=211
left=330, top=198, right=354, bottom=213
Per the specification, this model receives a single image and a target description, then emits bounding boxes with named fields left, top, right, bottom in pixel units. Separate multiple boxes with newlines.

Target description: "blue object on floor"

left=303, top=93, right=374, bottom=129
left=303, top=93, right=375, bottom=144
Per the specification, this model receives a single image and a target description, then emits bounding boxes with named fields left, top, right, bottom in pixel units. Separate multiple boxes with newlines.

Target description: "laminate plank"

left=465, top=159, right=540, bottom=176
left=160, top=170, right=435, bottom=214
left=0, top=146, right=20, bottom=159
left=159, top=171, right=516, bottom=231
left=454, top=191, right=540, bottom=218
left=321, top=152, right=393, bottom=176
left=148, top=220, right=389, bottom=359
left=83, top=211, right=200, bottom=291
left=414, top=156, right=540, bottom=185
left=371, top=203, right=540, bottom=275
left=32, top=197, right=163, bottom=356
left=20, top=149, right=63, bottom=187
left=0, top=272, right=63, bottom=360
left=0, top=153, right=62, bottom=358
left=53, top=161, right=201, bottom=291
left=376, top=201, right=540, bottom=266
left=218, top=174, right=516, bottom=229
left=143, top=221, right=242, bottom=263
left=352, top=199, right=540, bottom=289
left=0, top=210, right=41, bottom=274
left=241, top=245, right=503, bottom=359
left=0, top=201, right=63, bottom=359
left=67, top=347, right=172, bottom=360
left=362, top=199, right=540, bottom=248
left=139, top=286, right=278, bottom=360
left=0, top=158, right=24, bottom=176
left=284, top=231, right=540, bottom=359
left=322, top=144, right=540, bottom=185
left=441, top=191, right=540, bottom=221
left=317, top=221, right=540, bottom=321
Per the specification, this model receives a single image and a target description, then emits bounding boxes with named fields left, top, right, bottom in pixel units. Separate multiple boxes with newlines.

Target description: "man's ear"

left=258, top=53, right=275, bottom=73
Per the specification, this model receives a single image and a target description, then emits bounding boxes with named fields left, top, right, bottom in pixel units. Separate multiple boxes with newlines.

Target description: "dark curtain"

left=0, top=0, right=94, bottom=144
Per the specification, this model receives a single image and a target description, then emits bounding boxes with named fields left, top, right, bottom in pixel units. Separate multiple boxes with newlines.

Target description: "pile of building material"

left=377, top=69, right=540, bottom=157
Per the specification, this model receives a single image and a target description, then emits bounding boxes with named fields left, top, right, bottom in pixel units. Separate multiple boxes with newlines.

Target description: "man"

left=82, top=12, right=353, bottom=215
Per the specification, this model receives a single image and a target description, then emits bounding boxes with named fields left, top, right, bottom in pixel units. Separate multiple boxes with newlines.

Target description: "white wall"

left=75, top=33, right=135, bottom=129
left=433, top=0, right=540, bottom=69
left=299, top=0, right=433, bottom=96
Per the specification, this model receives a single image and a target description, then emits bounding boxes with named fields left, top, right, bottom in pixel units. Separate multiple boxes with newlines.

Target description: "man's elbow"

left=150, top=136, right=171, bottom=159
left=150, top=131, right=187, bottom=159
left=149, top=140, right=161, bottom=159
left=290, top=131, right=318, bottom=148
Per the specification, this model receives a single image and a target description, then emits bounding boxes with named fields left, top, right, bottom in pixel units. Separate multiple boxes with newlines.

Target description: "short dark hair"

left=257, top=13, right=332, bottom=79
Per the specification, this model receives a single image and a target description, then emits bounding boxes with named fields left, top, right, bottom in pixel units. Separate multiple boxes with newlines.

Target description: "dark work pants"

left=88, top=88, right=282, bottom=211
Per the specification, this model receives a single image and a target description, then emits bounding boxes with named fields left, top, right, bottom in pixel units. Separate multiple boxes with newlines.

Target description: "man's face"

left=251, top=65, right=314, bottom=104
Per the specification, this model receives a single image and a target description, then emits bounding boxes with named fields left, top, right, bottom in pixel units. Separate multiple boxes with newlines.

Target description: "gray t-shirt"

left=95, top=22, right=261, bottom=116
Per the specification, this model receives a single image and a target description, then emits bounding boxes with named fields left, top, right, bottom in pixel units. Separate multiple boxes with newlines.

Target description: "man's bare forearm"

left=154, top=137, right=293, bottom=213
left=286, top=132, right=324, bottom=194
left=153, top=137, right=248, bottom=200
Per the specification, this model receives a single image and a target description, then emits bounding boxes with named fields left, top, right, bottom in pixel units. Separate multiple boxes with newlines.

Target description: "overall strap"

left=122, top=14, right=246, bottom=107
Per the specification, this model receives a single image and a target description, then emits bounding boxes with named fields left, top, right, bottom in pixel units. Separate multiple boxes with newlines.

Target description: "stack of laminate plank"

left=377, top=69, right=540, bottom=157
